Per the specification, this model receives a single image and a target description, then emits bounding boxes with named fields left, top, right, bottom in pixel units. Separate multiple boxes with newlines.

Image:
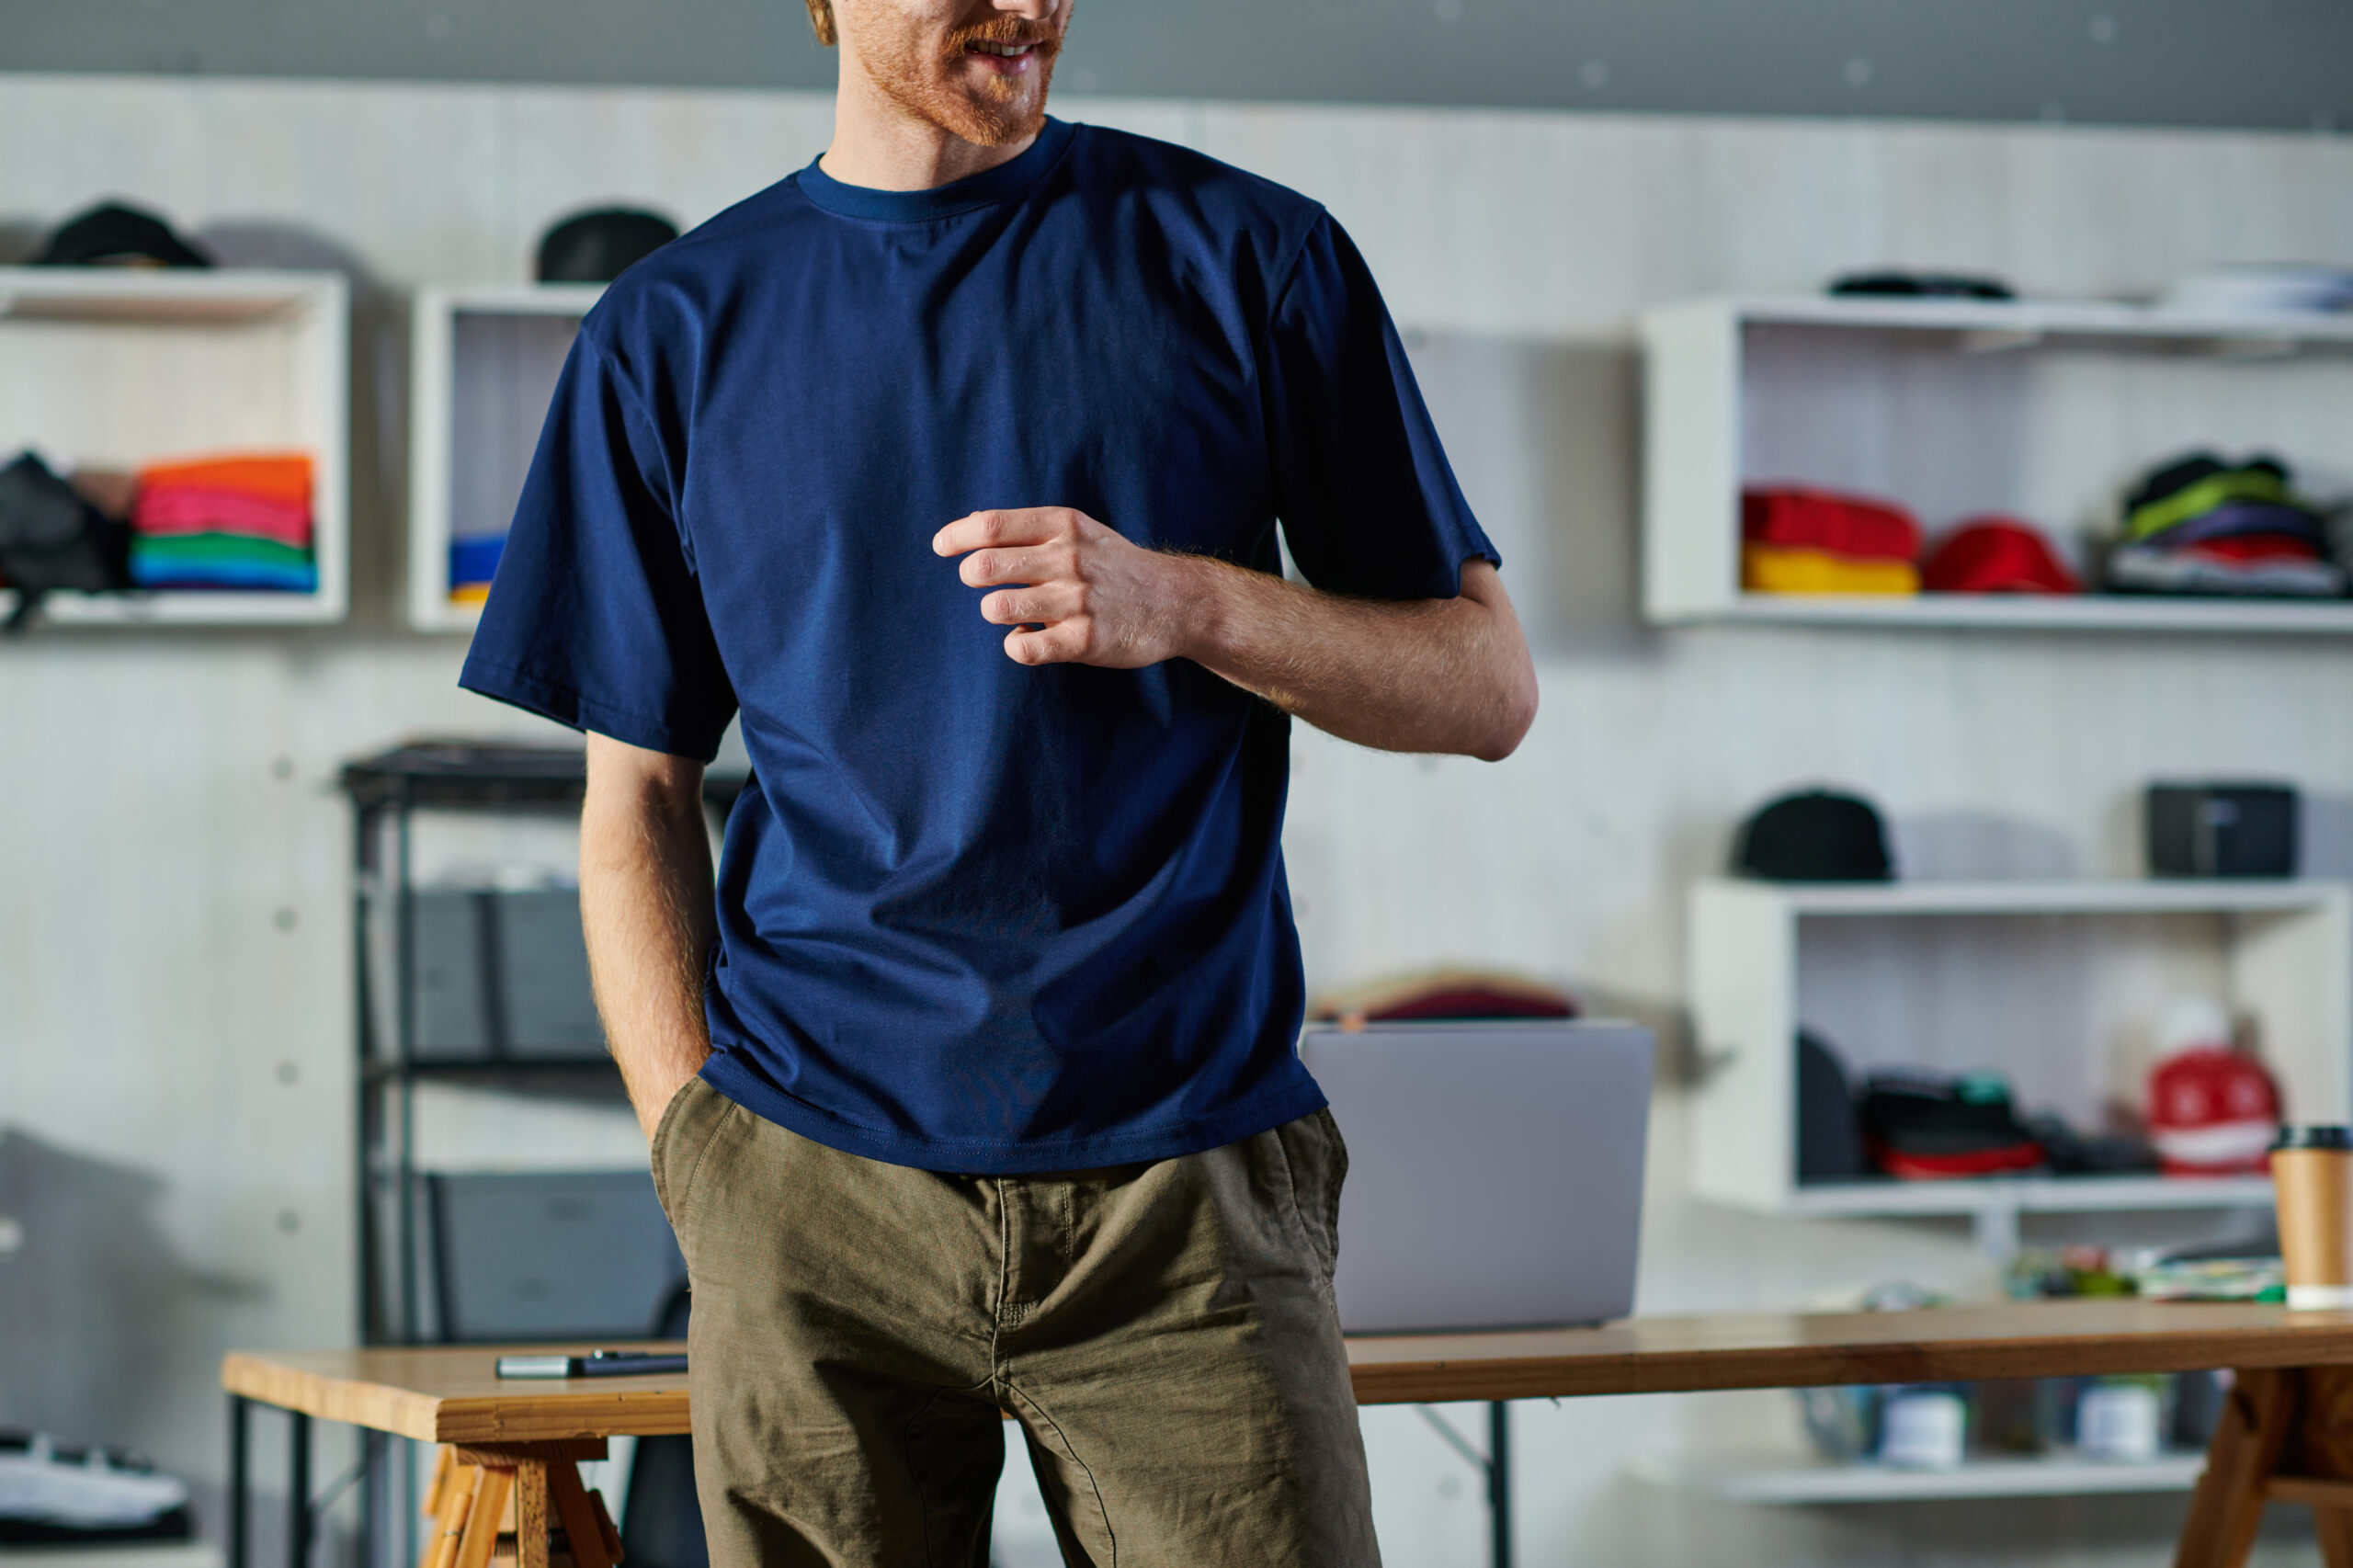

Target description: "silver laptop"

left=1299, top=1020, right=1653, bottom=1334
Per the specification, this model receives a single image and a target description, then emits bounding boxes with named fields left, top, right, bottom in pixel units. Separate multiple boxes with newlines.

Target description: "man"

left=460, top=0, right=1537, bottom=1560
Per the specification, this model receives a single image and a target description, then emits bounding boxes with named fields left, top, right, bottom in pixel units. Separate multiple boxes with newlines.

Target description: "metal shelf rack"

left=341, top=738, right=744, bottom=1348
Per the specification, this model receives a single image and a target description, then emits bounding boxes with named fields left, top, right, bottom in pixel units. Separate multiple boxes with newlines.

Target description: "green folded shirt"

left=131, top=532, right=314, bottom=570
left=2126, top=467, right=2290, bottom=540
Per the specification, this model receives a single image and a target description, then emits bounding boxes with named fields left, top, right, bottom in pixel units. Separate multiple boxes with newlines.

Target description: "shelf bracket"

left=1958, top=328, right=2043, bottom=355
left=1972, top=1198, right=2023, bottom=1261
left=2200, top=335, right=2300, bottom=362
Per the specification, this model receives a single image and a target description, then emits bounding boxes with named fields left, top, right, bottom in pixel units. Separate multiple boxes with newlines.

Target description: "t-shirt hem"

left=459, top=652, right=725, bottom=763
left=699, top=1051, right=1329, bottom=1175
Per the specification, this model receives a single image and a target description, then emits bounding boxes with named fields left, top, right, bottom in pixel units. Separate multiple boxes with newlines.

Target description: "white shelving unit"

left=408, top=283, right=603, bottom=632
left=1639, top=295, right=2353, bottom=632
left=0, top=267, right=348, bottom=625
left=1631, top=1449, right=2207, bottom=1505
left=1688, top=878, right=2353, bottom=1253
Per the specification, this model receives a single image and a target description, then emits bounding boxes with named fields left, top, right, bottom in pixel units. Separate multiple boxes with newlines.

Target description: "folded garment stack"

left=130, top=453, right=315, bottom=593
left=449, top=534, right=504, bottom=605
left=2106, top=452, right=2346, bottom=598
left=1741, top=487, right=1922, bottom=595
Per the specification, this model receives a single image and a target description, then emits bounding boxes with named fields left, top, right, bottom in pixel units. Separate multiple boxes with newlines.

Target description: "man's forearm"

left=581, top=735, right=718, bottom=1141
left=935, top=508, right=1538, bottom=761
left=1173, top=556, right=1538, bottom=760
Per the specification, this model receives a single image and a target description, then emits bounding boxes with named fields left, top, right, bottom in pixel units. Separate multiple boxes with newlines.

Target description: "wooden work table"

left=226, top=1301, right=2353, bottom=1568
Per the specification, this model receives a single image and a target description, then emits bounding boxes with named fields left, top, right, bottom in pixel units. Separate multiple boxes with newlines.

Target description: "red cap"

left=1922, top=517, right=2082, bottom=595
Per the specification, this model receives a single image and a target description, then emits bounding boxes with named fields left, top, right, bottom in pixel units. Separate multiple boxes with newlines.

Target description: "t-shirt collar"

left=794, top=117, right=1075, bottom=222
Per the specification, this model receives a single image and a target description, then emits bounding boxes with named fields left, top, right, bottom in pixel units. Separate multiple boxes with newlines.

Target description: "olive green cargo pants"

left=651, top=1078, right=1379, bottom=1567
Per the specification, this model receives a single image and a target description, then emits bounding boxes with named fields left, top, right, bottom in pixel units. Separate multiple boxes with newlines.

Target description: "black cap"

left=34, top=201, right=211, bottom=268
left=1733, top=789, right=1894, bottom=882
left=2273, top=1126, right=2353, bottom=1151
left=536, top=208, right=678, bottom=284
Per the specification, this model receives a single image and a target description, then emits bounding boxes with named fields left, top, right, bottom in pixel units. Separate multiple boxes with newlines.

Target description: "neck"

left=818, top=65, right=1039, bottom=191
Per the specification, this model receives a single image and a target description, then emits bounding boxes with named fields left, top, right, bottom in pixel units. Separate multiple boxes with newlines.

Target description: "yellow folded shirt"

left=1742, top=543, right=1920, bottom=596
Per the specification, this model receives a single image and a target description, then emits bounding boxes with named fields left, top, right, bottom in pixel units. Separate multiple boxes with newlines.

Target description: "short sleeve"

left=459, top=331, right=737, bottom=762
left=1261, top=214, right=1498, bottom=599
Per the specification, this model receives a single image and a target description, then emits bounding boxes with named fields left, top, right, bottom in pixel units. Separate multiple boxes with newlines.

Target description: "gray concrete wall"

left=0, top=0, right=2349, bottom=133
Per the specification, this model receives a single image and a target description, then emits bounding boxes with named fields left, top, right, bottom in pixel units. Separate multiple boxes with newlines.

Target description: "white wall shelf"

left=1631, top=1449, right=2207, bottom=1504
left=1781, top=1173, right=2275, bottom=1219
left=1688, top=877, right=2353, bottom=1252
left=408, top=282, right=603, bottom=632
left=1639, top=295, right=2353, bottom=632
left=0, top=267, right=349, bottom=625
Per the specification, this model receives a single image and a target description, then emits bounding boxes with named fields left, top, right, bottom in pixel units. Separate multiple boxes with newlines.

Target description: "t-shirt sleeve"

left=458, top=330, right=738, bottom=762
left=1261, top=212, right=1498, bottom=599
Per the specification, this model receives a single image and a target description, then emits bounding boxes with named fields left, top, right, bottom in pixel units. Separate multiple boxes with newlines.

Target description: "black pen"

left=495, top=1349, right=689, bottom=1380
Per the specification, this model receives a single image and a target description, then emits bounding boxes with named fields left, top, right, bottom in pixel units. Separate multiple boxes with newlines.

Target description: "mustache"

left=943, top=17, right=1064, bottom=56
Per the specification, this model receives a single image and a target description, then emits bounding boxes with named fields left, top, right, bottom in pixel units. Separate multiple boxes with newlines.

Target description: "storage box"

left=2148, top=784, right=2299, bottom=879
left=411, top=888, right=603, bottom=1058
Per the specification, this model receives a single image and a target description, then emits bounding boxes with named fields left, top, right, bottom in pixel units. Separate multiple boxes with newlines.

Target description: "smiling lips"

left=964, top=37, right=1044, bottom=70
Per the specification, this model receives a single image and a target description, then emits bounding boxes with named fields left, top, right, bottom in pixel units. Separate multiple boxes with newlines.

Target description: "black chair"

left=620, top=1284, right=707, bottom=1568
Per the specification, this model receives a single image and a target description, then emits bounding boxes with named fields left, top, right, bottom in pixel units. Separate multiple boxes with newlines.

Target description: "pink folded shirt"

left=133, top=486, right=313, bottom=548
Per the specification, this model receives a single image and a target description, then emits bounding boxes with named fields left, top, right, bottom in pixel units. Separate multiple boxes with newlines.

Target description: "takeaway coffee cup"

left=2272, top=1126, right=2353, bottom=1310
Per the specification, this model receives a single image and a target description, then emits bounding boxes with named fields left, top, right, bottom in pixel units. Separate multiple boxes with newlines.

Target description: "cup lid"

left=2273, top=1125, right=2353, bottom=1151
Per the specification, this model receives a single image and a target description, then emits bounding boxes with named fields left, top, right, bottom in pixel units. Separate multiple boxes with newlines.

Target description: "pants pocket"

left=650, top=1076, right=719, bottom=1233
left=1274, top=1108, right=1347, bottom=1294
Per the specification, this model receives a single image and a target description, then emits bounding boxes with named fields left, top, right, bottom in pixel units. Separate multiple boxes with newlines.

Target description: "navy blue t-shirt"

left=460, top=119, right=1495, bottom=1173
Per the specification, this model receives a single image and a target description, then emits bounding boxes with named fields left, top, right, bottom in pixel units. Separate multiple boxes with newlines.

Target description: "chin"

left=933, top=74, right=1054, bottom=148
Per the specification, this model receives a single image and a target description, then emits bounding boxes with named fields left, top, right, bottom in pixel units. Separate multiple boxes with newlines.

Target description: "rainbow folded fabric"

left=1741, top=487, right=1922, bottom=596
left=131, top=453, right=316, bottom=593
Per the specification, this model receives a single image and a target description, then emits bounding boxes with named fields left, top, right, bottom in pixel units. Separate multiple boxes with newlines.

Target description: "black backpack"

left=0, top=452, right=131, bottom=631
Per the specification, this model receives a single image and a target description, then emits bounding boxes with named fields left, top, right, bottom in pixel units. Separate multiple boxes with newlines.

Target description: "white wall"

left=2, top=74, right=2350, bottom=1567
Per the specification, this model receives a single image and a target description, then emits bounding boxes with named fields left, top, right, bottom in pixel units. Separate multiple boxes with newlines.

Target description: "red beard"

left=856, top=9, right=1068, bottom=149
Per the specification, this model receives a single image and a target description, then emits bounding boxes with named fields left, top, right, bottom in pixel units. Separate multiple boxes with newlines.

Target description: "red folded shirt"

left=2180, top=531, right=2325, bottom=563
left=132, top=486, right=314, bottom=549
left=1743, top=487, right=1922, bottom=562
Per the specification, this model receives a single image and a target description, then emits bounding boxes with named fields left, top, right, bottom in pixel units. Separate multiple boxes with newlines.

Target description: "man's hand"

left=934, top=505, right=1539, bottom=762
left=933, top=506, right=1198, bottom=668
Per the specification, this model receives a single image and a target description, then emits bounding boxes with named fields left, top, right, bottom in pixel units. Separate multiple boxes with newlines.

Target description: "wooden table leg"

left=586, top=1491, right=622, bottom=1565
left=451, top=1467, right=512, bottom=1568
left=2313, top=1507, right=2353, bottom=1568
left=515, top=1461, right=550, bottom=1568
left=546, top=1461, right=616, bottom=1568
left=450, top=1441, right=608, bottom=1568
left=422, top=1448, right=453, bottom=1520
left=2177, top=1368, right=2296, bottom=1568
left=417, top=1455, right=476, bottom=1568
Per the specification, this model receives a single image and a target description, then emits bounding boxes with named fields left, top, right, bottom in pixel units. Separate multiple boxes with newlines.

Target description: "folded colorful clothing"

left=2123, top=454, right=2307, bottom=541
left=132, top=487, right=313, bottom=548
left=449, top=534, right=505, bottom=593
left=131, top=531, right=317, bottom=593
left=2108, top=540, right=2347, bottom=597
left=2136, top=497, right=2326, bottom=551
left=1744, top=487, right=1922, bottom=562
left=130, top=558, right=318, bottom=593
left=131, top=532, right=310, bottom=569
left=134, top=453, right=312, bottom=508
left=2186, top=531, right=2331, bottom=563
left=1743, top=542, right=1920, bottom=596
